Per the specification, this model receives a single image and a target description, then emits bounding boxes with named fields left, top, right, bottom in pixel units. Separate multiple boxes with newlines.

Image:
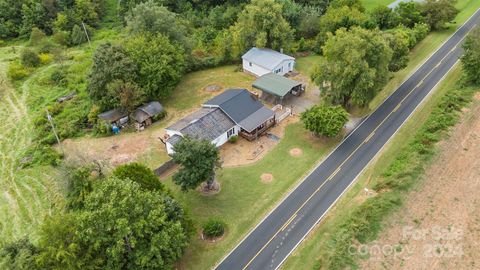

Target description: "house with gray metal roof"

left=242, top=47, right=295, bottom=77
left=164, top=89, right=275, bottom=154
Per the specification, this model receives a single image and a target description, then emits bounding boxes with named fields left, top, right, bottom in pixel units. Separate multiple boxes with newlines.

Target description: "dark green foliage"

left=383, top=29, right=410, bottom=72
left=125, top=33, right=186, bottom=100
left=228, top=135, right=238, bottom=143
left=312, top=27, right=392, bottom=107
left=50, top=69, right=67, bottom=86
left=0, top=238, right=39, bottom=270
left=420, top=0, right=458, bottom=30
left=126, top=1, right=191, bottom=50
left=112, top=162, right=165, bottom=192
left=461, top=27, right=480, bottom=85
left=106, top=80, right=145, bottom=113
left=20, top=48, right=40, bottom=67
left=230, top=0, right=294, bottom=57
left=370, top=5, right=399, bottom=29
left=394, top=1, right=423, bottom=28
left=315, top=5, right=369, bottom=51
left=87, top=43, right=138, bottom=110
left=301, top=105, right=349, bottom=137
left=202, top=218, right=226, bottom=238
left=65, top=165, right=98, bottom=210
left=172, top=137, right=221, bottom=191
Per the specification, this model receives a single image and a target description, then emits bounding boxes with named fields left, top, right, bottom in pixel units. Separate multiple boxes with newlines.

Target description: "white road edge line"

left=213, top=8, right=480, bottom=270
left=274, top=59, right=461, bottom=270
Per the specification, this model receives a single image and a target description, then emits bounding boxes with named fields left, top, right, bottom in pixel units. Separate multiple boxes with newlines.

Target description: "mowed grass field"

left=361, top=0, right=393, bottom=10
left=0, top=46, right=63, bottom=246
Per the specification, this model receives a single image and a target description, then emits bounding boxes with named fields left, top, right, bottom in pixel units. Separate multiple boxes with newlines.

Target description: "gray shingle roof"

left=203, top=89, right=275, bottom=132
left=167, top=108, right=235, bottom=142
left=242, top=47, right=295, bottom=70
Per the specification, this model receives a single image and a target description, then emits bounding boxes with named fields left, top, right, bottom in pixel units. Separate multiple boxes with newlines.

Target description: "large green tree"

left=112, top=162, right=165, bottom=191
left=394, top=1, right=423, bottom=28
left=370, top=5, right=399, bottom=30
left=230, top=0, right=294, bottom=57
left=420, top=0, right=458, bottom=30
left=461, top=27, right=480, bottom=85
left=312, top=27, right=392, bottom=107
left=315, top=5, right=369, bottom=51
left=125, top=33, right=186, bottom=100
left=37, top=178, right=188, bottom=269
left=383, top=29, right=410, bottom=72
left=125, top=0, right=191, bottom=50
left=87, top=43, right=139, bottom=110
left=172, top=137, right=221, bottom=191
left=301, top=104, right=349, bottom=137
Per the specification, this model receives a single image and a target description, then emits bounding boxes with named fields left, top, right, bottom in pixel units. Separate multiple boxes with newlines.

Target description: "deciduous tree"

left=420, top=0, right=458, bottom=30
left=461, top=27, right=480, bottom=85
left=172, top=137, right=221, bottom=191
left=230, top=0, right=294, bottom=57
left=312, top=27, right=392, bottom=107
left=112, top=162, right=164, bottom=192
left=301, top=104, right=349, bottom=137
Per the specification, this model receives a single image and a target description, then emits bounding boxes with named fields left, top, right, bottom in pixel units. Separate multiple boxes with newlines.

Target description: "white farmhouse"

left=164, top=89, right=275, bottom=155
left=242, top=47, right=295, bottom=77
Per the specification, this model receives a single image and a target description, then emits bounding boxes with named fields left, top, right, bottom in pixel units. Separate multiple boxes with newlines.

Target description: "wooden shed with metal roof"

left=252, top=73, right=304, bottom=104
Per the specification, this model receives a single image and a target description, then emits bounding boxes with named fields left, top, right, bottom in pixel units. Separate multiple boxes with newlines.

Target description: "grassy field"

left=0, top=46, right=64, bottom=246
left=282, top=1, right=480, bottom=268
left=361, top=0, right=393, bottom=10
left=295, top=54, right=323, bottom=77
left=161, top=122, right=340, bottom=269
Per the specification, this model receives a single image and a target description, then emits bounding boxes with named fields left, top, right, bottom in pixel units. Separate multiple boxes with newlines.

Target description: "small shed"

left=98, top=108, right=128, bottom=126
left=133, top=101, right=165, bottom=130
left=252, top=73, right=304, bottom=104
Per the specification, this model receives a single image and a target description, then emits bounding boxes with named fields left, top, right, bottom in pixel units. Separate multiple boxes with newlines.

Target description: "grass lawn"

left=361, top=0, right=393, bottom=10
left=163, top=122, right=340, bottom=269
left=295, top=54, right=323, bottom=77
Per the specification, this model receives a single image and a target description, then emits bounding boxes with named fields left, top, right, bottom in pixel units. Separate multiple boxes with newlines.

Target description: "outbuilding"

left=133, top=101, right=164, bottom=130
left=253, top=73, right=304, bottom=104
left=242, top=47, right=295, bottom=77
left=98, top=108, right=128, bottom=126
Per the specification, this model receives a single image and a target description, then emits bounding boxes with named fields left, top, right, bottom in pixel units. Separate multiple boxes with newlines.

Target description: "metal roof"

left=252, top=73, right=302, bottom=97
left=242, top=47, right=295, bottom=70
left=98, top=108, right=127, bottom=122
left=239, top=106, right=275, bottom=133
left=166, top=108, right=235, bottom=142
left=133, top=101, right=164, bottom=123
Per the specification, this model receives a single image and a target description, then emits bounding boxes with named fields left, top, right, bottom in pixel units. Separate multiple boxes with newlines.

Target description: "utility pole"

left=46, top=109, right=64, bottom=155
left=81, top=21, right=92, bottom=49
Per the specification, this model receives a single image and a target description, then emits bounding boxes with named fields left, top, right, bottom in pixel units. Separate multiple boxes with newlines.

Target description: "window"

left=249, top=62, right=253, bottom=67
left=227, top=128, right=235, bottom=138
left=288, top=62, right=291, bottom=68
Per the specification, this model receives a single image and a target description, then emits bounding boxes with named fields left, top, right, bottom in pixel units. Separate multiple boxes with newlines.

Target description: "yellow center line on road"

left=239, top=20, right=478, bottom=270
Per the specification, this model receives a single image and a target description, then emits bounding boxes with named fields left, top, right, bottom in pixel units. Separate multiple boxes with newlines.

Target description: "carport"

left=252, top=73, right=304, bottom=104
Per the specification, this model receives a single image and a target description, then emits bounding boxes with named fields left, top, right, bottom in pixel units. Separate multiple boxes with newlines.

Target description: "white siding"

left=243, top=59, right=272, bottom=77
left=271, top=60, right=295, bottom=76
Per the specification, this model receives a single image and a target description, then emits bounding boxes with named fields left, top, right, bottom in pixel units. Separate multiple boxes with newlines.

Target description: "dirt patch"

left=359, top=99, right=480, bottom=270
left=204, top=84, right=222, bottom=92
left=289, top=148, right=303, bottom=157
left=260, top=173, right=274, bottom=183
left=474, top=92, right=480, bottom=100
left=197, top=181, right=221, bottom=196
left=220, top=116, right=299, bottom=167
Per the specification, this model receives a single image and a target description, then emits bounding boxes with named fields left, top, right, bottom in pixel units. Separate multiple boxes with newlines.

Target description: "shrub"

left=112, top=162, right=165, bottom=192
left=228, top=135, right=238, bottom=143
left=301, top=104, right=349, bottom=137
left=50, top=69, right=67, bottom=85
left=29, top=27, right=46, bottom=46
left=7, top=62, right=29, bottom=80
left=203, top=218, right=226, bottom=238
left=20, top=49, right=40, bottom=67
left=39, top=53, right=52, bottom=65
left=71, top=25, right=87, bottom=45
left=53, top=31, right=69, bottom=46
left=38, top=41, right=56, bottom=54
left=0, top=40, right=5, bottom=47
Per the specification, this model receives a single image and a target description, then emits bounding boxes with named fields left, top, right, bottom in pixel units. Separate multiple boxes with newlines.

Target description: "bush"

left=20, top=49, right=40, bottom=67
left=7, top=62, right=29, bottom=80
left=29, top=27, right=46, bottom=46
left=39, top=53, right=52, bottom=65
left=301, top=104, right=349, bottom=137
left=50, top=69, right=67, bottom=85
left=38, top=41, right=56, bottom=54
left=53, top=31, right=69, bottom=46
left=112, top=162, right=165, bottom=192
left=202, top=218, right=226, bottom=238
left=228, top=135, right=238, bottom=143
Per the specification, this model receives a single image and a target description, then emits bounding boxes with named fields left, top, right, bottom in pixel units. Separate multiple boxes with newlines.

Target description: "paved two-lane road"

left=216, top=9, right=480, bottom=270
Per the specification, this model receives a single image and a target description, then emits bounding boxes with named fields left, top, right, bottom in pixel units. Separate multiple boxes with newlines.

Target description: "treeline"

left=0, top=163, right=192, bottom=270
